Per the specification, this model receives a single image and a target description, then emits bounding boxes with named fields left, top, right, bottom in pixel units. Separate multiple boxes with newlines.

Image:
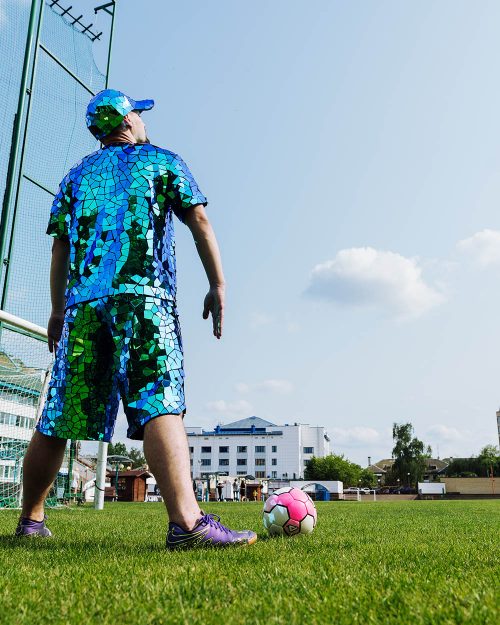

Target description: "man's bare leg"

left=21, top=431, right=67, bottom=521
left=143, top=413, right=202, bottom=531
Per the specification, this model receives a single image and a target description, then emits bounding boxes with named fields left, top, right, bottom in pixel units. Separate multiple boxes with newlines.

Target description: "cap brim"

left=129, top=98, right=154, bottom=111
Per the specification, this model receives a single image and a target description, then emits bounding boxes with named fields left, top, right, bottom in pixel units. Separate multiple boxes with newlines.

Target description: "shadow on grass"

left=0, top=532, right=277, bottom=552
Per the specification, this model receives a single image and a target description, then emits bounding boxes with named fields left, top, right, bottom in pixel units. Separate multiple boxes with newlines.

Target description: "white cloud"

left=457, top=229, right=500, bottom=266
left=205, top=399, right=253, bottom=418
left=305, top=247, right=445, bottom=318
left=423, top=423, right=497, bottom=459
left=235, top=382, right=250, bottom=394
left=330, top=426, right=383, bottom=446
left=235, top=379, right=293, bottom=395
left=257, top=379, right=293, bottom=394
left=249, top=312, right=274, bottom=328
left=425, top=424, right=465, bottom=442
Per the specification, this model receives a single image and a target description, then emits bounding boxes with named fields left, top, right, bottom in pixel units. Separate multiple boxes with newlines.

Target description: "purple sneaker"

left=166, top=511, right=257, bottom=550
left=15, top=514, right=52, bottom=537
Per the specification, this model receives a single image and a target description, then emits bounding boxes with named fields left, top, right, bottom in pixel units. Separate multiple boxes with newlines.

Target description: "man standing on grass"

left=15, top=89, right=257, bottom=549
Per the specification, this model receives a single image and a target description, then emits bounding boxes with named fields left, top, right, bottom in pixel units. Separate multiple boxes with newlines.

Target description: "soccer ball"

left=263, top=487, right=317, bottom=536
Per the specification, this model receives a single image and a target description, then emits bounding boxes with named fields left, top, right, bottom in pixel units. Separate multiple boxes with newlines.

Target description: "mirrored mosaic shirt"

left=46, top=143, right=207, bottom=308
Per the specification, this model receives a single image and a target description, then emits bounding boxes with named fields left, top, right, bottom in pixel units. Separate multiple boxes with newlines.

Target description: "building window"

left=271, top=471, right=277, bottom=478
left=237, top=446, right=247, bottom=453
left=219, top=446, right=229, bottom=453
left=189, top=447, right=194, bottom=454
left=190, top=459, right=193, bottom=465
left=304, top=459, right=310, bottom=466
left=272, top=458, right=277, bottom=466
left=237, top=459, right=247, bottom=466
left=237, top=471, right=246, bottom=476
left=201, top=446, right=211, bottom=453
left=303, top=447, right=314, bottom=454
left=255, top=471, right=265, bottom=478
left=219, top=459, right=229, bottom=466
left=272, top=446, right=277, bottom=453
left=255, top=446, right=265, bottom=453
left=201, top=459, right=211, bottom=466
left=255, top=458, right=265, bottom=466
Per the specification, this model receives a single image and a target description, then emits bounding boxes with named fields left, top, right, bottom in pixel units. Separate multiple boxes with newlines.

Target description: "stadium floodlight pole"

left=0, top=0, right=44, bottom=318
left=93, top=0, right=116, bottom=509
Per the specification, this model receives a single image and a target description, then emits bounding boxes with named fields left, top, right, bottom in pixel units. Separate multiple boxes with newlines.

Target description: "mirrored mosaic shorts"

left=36, top=295, right=186, bottom=442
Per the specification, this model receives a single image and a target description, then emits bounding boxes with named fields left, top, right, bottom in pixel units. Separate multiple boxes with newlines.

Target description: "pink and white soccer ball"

left=263, top=487, right=317, bottom=536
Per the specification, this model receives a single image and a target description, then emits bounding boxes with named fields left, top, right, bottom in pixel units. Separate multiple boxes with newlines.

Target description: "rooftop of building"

left=185, top=416, right=325, bottom=437
left=221, top=416, right=276, bottom=429
left=369, top=458, right=449, bottom=472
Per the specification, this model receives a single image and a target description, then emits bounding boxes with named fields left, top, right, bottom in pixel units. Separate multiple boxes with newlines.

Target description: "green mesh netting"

left=0, top=0, right=108, bottom=507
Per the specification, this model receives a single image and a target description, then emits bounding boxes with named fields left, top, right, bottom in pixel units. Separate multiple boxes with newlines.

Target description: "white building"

left=0, top=353, right=42, bottom=493
left=186, top=416, right=331, bottom=480
left=0, top=395, right=36, bottom=486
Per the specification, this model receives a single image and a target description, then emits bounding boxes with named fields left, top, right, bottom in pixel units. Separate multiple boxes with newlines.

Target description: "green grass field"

left=1, top=500, right=499, bottom=625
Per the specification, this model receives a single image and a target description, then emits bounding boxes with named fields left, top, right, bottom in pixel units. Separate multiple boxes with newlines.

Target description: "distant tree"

left=478, top=445, right=500, bottom=478
left=108, top=442, right=127, bottom=457
left=304, top=454, right=362, bottom=486
left=445, top=447, right=500, bottom=478
left=389, top=422, right=428, bottom=486
left=128, top=447, right=147, bottom=469
left=359, top=469, right=377, bottom=488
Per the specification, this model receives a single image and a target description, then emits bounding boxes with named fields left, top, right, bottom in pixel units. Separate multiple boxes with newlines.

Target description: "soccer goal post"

left=0, top=309, right=76, bottom=509
left=342, top=488, right=378, bottom=502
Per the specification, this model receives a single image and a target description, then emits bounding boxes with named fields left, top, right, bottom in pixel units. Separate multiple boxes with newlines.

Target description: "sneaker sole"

left=166, top=534, right=258, bottom=551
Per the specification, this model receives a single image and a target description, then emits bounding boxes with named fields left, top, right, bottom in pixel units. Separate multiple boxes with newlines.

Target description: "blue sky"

left=69, top=1, right=500, bottom=464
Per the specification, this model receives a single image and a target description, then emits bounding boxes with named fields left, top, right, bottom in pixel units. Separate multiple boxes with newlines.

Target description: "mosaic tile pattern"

left=86, top=89, right=154, bottom=139
left=46, top=142, right=207, bottom=308
left=36, top=295, right=186, bottom=441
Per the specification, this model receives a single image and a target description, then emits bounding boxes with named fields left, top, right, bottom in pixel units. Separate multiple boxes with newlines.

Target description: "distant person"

left=232, top=479, right=239, bottom=501
left=240, top=479, right=246, bottom=501
left=217, top=481, right=224, bottom=502
left=14, top=89, right=256, bottom=549
left=261, top=480, right=268, bottom=501
left=252, top=489, right=258, bottom=501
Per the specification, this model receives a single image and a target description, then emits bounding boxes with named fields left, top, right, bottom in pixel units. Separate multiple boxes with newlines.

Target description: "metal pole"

left=67, top=439, right=76, bottom=499
left=95, top=0, right=116, bottom=503
left=115, top=463, right=119, bottom=501
left=0, top=0, right=45, bottom=313
left=94, top=441, right=107, bottom=509
left=0, top=0, right=43, bottom=314
left=104, top=1, right=116, bottom=88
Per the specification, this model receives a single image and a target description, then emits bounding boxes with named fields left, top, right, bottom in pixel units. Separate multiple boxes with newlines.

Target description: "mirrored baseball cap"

left=86, top=88, right=154, bottom=139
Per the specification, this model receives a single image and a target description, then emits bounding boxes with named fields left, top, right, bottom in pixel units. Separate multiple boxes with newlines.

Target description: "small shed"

left=109, top=469, right=151, bottom=502
left=244, top=483, right=262, bottom=501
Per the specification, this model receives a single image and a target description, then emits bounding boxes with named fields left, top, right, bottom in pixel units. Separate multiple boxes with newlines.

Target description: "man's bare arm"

left=50, top=238, right=70, bottom=312
left=47, top=238, right=70, bottom=353
left=184, top=204, right=225, bottom=339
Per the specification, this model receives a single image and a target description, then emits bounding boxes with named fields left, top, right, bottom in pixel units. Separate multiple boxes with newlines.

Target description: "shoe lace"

left=200, top=513, right=230, bottom=534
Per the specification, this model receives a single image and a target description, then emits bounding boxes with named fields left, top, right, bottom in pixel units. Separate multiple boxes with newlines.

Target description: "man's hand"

left=47, top=311, right=65, bottom=353
left=203, top=285, right=225, bottom=339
